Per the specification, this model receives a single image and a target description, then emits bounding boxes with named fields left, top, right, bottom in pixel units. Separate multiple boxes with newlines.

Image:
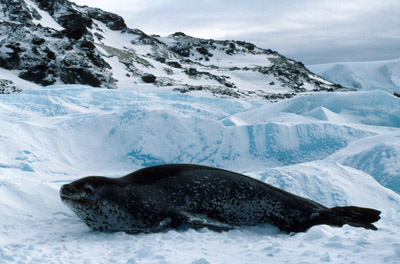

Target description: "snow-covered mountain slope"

left=1, top=85, right=400, bottom=263
left=0, top=0, right=350, bottom=100
left=308, top=58, right=400, bottom=94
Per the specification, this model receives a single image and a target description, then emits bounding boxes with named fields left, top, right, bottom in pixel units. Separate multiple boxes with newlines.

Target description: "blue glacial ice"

left=0, top=85, right=399, bottom=196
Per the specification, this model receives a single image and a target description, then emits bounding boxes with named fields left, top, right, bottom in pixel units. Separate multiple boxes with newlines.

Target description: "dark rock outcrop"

left=166, top=61, right=182, bottom=68
left=19, top=64, right=56, bottom=85
left=58, top=13, right=91, bottom=40
left=87, top=7, right=127, bottom=30
left=0, top=79, right=22, bottom=94
left=0, top=0, right=117, bottom=88
left=141, top=74, right=157, bottom=83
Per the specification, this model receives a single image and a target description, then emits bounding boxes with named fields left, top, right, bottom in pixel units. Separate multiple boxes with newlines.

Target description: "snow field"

left=309, top=58, right=400, bottom=93
left=0, top=85, right=400, bottom=263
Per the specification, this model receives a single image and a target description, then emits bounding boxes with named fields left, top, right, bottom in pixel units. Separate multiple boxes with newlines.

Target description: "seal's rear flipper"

left=321, top=206, right=381, bottom=230
left=180, top=211, right=237, bottom=231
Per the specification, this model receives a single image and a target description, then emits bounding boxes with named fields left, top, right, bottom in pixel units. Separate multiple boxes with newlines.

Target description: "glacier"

left=309, top=58, right=400, bottom=94
left=1, top=85, right=400, bottom=263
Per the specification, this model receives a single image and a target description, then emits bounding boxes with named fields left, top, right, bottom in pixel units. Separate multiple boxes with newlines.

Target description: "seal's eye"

left=83, top=185, right=94, bottom=195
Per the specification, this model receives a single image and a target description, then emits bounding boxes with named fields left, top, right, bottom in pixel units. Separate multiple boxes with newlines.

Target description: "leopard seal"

left=60, top=164, right=381, bottom=233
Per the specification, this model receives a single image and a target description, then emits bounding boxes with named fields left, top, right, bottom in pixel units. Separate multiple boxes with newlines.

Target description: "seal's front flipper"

left=179, top=211, right=237, bottom=232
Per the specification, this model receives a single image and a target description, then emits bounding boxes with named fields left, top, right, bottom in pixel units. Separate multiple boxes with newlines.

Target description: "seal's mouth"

left=60, top=194, right=76, bottom=201
left=60, top=184, right=90, bottom=206
left=60, top=193, right=91, bottom=207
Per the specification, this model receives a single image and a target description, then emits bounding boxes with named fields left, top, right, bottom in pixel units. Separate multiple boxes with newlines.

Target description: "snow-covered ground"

left=309, top=58, right=400, bottom=94
left=1, top=85, right=400, bottom=263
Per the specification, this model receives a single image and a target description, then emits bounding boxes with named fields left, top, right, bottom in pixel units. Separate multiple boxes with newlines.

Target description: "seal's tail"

left=321, top=206, right=381, bottom=230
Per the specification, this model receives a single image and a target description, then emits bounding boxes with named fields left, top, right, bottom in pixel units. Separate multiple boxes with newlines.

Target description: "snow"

left=156, top=36, right=274, bottom=69
left=232, top=90, right=400, bottom=127
left=93, top=21, right=141, bottom=50
left=309, top=58, right=400, bottom=93
left=0, top=68, right=42, bottom=90
left=24, top=0, right=64, bottom=30
left=1, top=85, right=400, bottom=263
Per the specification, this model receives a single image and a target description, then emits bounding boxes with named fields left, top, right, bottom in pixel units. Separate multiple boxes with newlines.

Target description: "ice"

left=309, top=58, right=400, bottom=93
left=250, top=160, right=400, bottom=210
left=1, top=85, right=400, bottom=263
left=331, top=141, right=400, bottom=193
left=233, top=90, right=400, bottom=127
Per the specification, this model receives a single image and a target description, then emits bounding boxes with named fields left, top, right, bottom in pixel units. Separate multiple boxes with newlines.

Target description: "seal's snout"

left=60, top=184, right=74, bottom=199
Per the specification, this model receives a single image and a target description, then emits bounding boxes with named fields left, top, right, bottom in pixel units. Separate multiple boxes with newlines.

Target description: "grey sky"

left=72, top=0, right=400, bottom=64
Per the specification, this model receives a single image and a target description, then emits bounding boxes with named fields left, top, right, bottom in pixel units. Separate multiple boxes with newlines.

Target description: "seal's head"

left=60, top=176, right=131, bottom=232
left=60, top=176, right=105, bottom=209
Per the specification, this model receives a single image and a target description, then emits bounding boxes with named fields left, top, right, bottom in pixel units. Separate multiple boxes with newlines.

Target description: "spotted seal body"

left=60, top=164, right=381, bottom=233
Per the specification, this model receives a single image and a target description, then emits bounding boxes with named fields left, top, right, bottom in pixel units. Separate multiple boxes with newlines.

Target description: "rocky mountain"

left=0, top=0, right=350, bottom=100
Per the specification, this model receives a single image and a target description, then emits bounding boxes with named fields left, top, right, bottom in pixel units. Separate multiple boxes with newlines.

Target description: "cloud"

left=72, top=0, right=400, bottom=64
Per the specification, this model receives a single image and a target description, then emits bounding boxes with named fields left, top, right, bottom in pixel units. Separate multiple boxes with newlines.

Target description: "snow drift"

left=1, top=85, right=400, bottom=263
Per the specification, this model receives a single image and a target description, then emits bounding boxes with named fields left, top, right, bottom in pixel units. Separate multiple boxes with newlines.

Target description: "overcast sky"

left=72, top=0, right=400, bottom=64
